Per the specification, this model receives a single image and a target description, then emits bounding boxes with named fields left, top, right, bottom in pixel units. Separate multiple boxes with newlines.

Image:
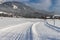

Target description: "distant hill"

left=0, top=1, right=54, bottom=18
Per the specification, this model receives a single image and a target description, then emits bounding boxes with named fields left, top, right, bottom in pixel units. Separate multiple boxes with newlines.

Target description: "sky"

left=0, top=0, right=60, bottom=13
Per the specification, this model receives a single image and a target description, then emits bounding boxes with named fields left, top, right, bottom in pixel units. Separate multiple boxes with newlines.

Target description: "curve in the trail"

left=0, top=21, right=60, bottom=40
left=31, top=22, right=60, bottom=40
left=45, top=20, right=60, bottom=32
left=32, top=22, right=39, bottom=36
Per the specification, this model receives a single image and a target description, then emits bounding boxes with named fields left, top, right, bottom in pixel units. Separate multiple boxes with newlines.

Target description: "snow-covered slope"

left=0, top=17, right=60, bottom=40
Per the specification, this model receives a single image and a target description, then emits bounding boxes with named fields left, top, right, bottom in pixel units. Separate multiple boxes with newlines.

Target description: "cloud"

left=27, top=0, right=52, bottom=11
left=0, top=0, right=60, bottom=13
left=0, top=0, right=29, bottom=3
left=0, top=0, right=54, bottom=11
left=53, top=0, right=60, bottom=13
left=0, top=0, right=5, bottom=2
left=27, top=0, right=60, bottom=13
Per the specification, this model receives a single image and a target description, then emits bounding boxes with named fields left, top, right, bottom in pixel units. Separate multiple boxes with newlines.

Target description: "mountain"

left=0, top=1, right=53, bottom=18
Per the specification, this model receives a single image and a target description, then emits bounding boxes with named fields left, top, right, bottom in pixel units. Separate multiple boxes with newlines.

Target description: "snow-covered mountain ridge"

left=0, top=1, right=53, bottom=18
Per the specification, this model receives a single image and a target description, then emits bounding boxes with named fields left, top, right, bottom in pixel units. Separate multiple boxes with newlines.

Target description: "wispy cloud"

left=0, top=0, right=60, bottom=13
left=0, top=0, right=54, bottom=11
left=53, top=0, right=60, bottom=13
left=28, top=0, right=51, bottom=11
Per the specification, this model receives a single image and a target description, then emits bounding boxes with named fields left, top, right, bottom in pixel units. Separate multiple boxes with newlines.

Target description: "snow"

left=0, top=17, right=44, bottom=29
left=46, top=19, right=60, bottom=28
left=12, top=4, right=18, bottom=9
left=0, top=17, right=60, bottom=40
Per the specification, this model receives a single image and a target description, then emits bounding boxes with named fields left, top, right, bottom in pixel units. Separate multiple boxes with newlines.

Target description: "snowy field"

left=0, top=17, right=44, bottom=29
left=0, top=17, right=60, bottom=40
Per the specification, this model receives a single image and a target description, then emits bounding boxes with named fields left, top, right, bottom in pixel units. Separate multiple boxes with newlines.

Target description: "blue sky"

left=0, top=0, right=60, bottom=13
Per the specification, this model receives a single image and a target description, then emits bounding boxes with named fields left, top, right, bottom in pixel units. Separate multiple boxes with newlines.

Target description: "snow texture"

left=0, top=17, right=60, bottom=40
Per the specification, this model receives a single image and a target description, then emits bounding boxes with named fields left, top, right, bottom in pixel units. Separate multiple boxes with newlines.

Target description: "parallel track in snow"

left=0, top=22, right=33, bottom=40
left=45, top=20, right=60, bottom=32
left=0, top=19, right=60, bottom=40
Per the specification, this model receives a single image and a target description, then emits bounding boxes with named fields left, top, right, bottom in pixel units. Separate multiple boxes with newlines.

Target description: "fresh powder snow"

left=0, top=17, right=60, bottom=40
